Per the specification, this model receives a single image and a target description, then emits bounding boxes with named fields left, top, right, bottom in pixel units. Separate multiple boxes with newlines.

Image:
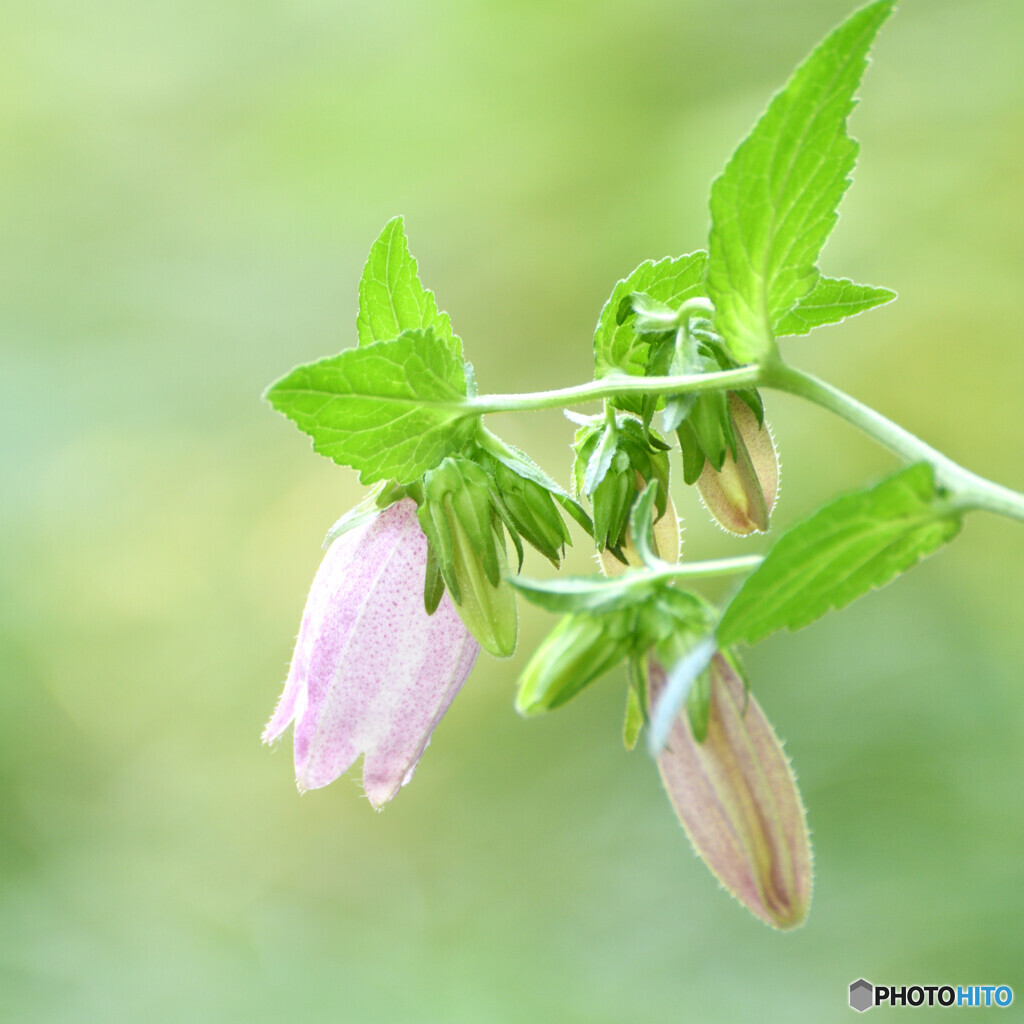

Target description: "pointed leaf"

left=718, top=463, right=962, bottom=646
left=356, top=217, right=461, bottom=355
left=708, top=1, right=895, bottom=362
left=265, top=329, right=477, bottom=485
left=775, top=276, right=896, bottom=336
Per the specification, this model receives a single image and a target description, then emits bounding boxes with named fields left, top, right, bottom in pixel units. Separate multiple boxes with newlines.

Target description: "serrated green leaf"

left=265, top=329, right=477, bottom=485
left=775, top=276, right=896, bottom=336
left=717, top=463, right=962, bottom=646
left=708, top=1, right=895, bottom=362
left=594, top=253, right=708, bottom=412
left=356, top=216, right=461, bottom=356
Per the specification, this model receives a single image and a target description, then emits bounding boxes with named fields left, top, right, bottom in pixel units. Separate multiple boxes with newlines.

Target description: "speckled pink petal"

left=652, top=654, right=812, bottom=929
left=263, top=499, right=479, bottom=807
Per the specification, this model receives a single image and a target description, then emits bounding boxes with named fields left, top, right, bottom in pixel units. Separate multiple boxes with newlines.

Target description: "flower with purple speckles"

left=262, top=498, right=480, bottom=807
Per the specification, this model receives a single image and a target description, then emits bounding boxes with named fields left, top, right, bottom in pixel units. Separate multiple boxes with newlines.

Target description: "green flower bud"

left=516, top=612, right=632, bottom=715
left=489, top=459, right=570, bottom=566
left=599, top=489, right=680, bottom=577
left=419, top=458, right=518, bottom=658
left=573, top=416, right=671, bottom=554
left=697, top=393, right=779, bottom=535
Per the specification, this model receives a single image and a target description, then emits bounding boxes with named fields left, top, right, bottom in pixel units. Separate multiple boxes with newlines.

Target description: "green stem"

left=656, top=555, right=764, bottom=580
left=763, top=362, right=1024, bottom=524
left=468, top=366, right=762, bottom=414
left=470, top=358, right=1024, bottom=525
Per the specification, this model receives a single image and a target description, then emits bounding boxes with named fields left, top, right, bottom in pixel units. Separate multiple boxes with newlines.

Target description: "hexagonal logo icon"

left=849, top=979, right=874, bottom=1012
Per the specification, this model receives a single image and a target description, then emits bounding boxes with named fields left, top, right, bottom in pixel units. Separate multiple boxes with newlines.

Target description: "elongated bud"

left=419, top=459, right=518, bottom=658
left=573, top=416, right=671, bottom=554
left=490, top=459, right=570, bottom=566
left=516, top=613, right=631, bottom=714
left=697, top=394, right=779, bottom=535
left=651, top=654, right=812, bottom=929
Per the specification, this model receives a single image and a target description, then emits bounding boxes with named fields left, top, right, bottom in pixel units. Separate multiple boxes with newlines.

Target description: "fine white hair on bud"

left=651, top=653, right=813, bottom=929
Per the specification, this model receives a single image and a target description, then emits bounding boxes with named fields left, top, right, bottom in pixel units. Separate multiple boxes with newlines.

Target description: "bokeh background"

left=3, top=0, right=1023, bottom=1020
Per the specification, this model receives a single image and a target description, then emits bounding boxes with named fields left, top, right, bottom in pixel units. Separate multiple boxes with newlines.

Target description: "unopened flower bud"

left=516, top=612, right=632, bottom=715
left=697, top=393, right=779, bottom=535
left=490, top=459, right=570, bottom=566
left=599, top=491, right=680, bottom=577
left=651, top=653, right=812, bottom=929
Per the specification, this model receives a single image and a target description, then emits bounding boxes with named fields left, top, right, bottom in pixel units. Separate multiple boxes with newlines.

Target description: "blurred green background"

left=3, top=0, right=1023, bottom=1020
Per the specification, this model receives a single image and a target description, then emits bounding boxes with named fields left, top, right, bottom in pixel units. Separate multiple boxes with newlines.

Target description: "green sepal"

left=419, top=457, right=518, bottom=657
left=323, top=483, right=388, bottom=548
left=573, top=415, right=671, bottom=553
left=483, top=456, right=571, bottom=567
left=677, top=421, right=704, bottom=486
left=417, top=495, right=460, bottom=602
left=624, top=649, right=652, bottom=750
left=423, top=542, right=444, bottom=615
left=583, top=412, right=620, bottom=496
left=686, top=668, right=712, bottom=744
left=478, top=429, right=593, bottom=538
left=623, top=680, right=644, bottom=752
left=627, top=479, right=662, bottom=569
left=487, top=489, right=527, bottom=572
left=509, top=571, right=662, bottom=616
left=647, top=631, right=717, bottom=753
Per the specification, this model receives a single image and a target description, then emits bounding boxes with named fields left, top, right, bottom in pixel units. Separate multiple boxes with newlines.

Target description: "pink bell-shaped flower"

left=263, top=498, right=480, bottom=807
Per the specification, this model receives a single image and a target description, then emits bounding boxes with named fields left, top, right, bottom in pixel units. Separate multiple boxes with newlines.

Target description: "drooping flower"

left=262, top=498, right=479, bottom=807
left=651, top=653, right=812, bottom=929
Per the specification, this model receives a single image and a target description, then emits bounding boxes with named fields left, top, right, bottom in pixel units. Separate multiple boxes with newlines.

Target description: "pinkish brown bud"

left=651, top=654, right=812, bottom=929
left=697, top=394, right=779, bottom=535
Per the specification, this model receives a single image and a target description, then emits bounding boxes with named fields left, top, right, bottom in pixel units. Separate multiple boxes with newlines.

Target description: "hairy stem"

left=470, top=358, right=1024, bottom=525
left=468, top=366, right=762, bottom=414
left=763, top=362, right=1024, bottom=523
